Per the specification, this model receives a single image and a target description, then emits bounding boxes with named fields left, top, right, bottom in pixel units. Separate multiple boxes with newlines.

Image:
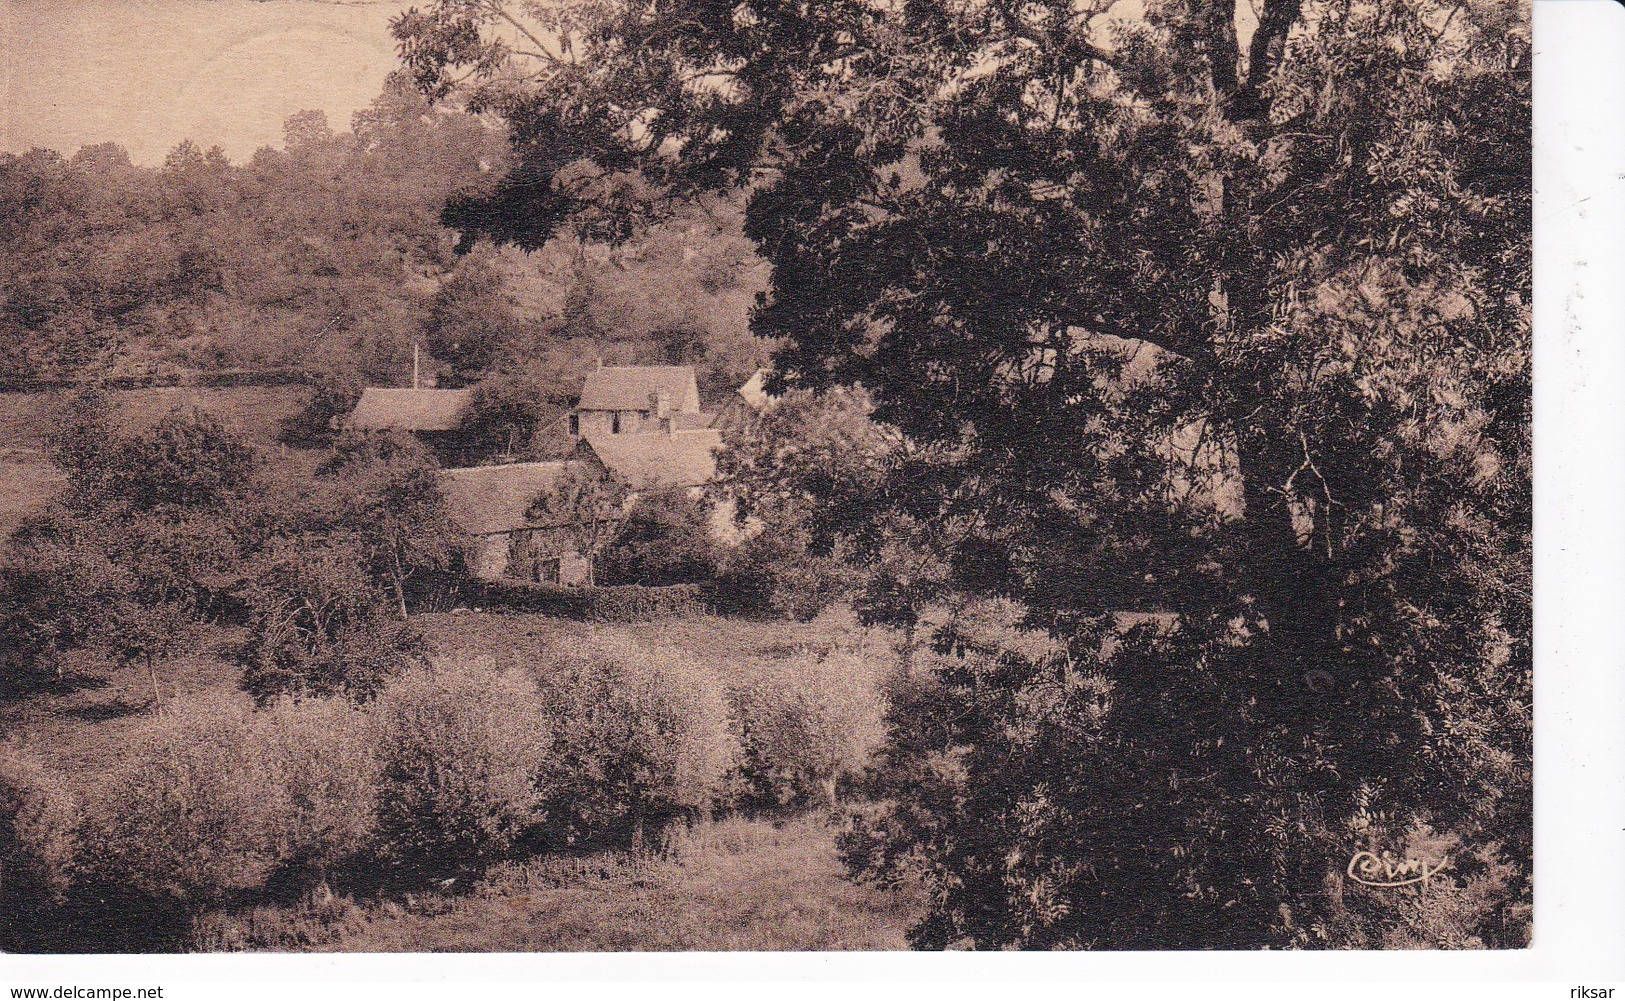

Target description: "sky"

left=2, top=0, right=406, bottom=165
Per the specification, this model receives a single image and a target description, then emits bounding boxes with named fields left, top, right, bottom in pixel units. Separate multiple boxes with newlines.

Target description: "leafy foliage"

left=238, top=535, right=426, bottom=704
left=534, top=637, right=740, bottom=850
left=400, top=0, right=1531, bottom=949
left=82, top=694, right=300, bottom=904
left=526, top=461, right=630, bottom=586
left=318, top=430, right=468, bottom=617
left=597, top=488, right=719, bottom=586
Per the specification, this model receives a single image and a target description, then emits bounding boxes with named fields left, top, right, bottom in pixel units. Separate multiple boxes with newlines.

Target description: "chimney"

left=653, top=390, right=671, bottom=419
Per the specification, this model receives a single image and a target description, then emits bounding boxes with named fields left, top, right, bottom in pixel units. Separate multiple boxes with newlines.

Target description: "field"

left=0, top=604, right=922, bottom=952
left=194, top=815, right=918, bottom=952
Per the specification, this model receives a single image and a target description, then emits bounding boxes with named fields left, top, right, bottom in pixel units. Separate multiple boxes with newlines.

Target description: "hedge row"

left=0, top=636, right=893, bottom=950
left=465, top=580, right=711, bottom=622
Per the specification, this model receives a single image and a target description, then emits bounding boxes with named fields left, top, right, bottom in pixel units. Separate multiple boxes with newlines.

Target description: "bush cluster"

left=1, top=632, right=894, bottom=950
left=0, top=744, right=81, bottom=949
left=536, top=637, right=739, bottom=850
left=730, top=650, right=888, bottom=810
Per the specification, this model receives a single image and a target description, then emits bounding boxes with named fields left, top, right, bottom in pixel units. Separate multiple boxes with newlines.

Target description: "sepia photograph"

left=0, top=0, right=1542, bottom=966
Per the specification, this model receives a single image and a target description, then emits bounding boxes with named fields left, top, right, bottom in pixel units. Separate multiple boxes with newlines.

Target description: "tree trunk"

left=390, top=549, right=410, bottom=620
left=145, top=651, right=161, bottom=712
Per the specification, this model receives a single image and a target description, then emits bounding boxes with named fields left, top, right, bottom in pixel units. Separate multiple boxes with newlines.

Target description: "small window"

left=568, top=414, right=579, bottom=436
left=611, top=412, right=621, bottom=434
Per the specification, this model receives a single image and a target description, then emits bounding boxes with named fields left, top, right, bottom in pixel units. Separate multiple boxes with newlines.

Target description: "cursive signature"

left=1347, top=850, right=1449, bottom=889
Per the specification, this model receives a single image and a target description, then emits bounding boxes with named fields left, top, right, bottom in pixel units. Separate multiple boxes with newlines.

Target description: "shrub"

left=83, top=695, right=296, bottom=905
left=82, top=693, right=383, bottom=909
left=712, top=531, right=849, bottom=620
left=239, top=535, right=425, bottom=704
left=536, top=637, right=740, bottom=850
left=250, top=697, right=381, bottom=882
left=0, top=744, right=80, bottom=948
left=731, top=650, right=888, bottom=810
left=597, top=488, right=719, bottom=586
left=368, top=659, right=553, bottom=878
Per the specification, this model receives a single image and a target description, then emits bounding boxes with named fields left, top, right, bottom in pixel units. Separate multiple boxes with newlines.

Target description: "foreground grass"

left=195, top=815, right=923, bottom=952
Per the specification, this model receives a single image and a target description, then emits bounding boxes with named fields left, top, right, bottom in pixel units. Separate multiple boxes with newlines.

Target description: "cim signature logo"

left=1346, top=850, right=1450, bottom=889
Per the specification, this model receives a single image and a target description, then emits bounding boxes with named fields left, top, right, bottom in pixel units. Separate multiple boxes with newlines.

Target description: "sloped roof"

left=735, top=369, right=776, bottom=411
left=580, top=429, right=722, bottom=490
left=578, top=366, right=701, bottom=413
left=348, top=388, right=472, bottom=432
left=438, top=461, right=570, bottom=535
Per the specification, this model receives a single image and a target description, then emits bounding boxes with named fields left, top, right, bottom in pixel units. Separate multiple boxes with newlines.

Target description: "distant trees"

left=279, top=370, right=363, bottom=448
left=0, top=75, right=503, bottom=386
left=422, top=256, right=518, bottom=385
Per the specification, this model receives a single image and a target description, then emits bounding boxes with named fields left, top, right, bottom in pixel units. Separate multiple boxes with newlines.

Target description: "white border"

left=3, top=0, right=1622, bottom=994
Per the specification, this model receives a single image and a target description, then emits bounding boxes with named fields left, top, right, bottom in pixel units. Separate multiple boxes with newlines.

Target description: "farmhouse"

left=567, top=364, right=714, bottom=438
left=428, top=362, right=735, bottom=584
left=437, top=456, right=610, bottom=584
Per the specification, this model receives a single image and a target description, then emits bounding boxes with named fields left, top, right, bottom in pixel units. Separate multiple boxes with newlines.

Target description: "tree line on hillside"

left=395, top=0, right=1531, bottom=950
left=0, top=76, right=771, bottom=414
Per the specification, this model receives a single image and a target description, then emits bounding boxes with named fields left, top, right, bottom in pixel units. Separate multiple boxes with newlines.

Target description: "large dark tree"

left=394, top=0, right=1530, bottom=948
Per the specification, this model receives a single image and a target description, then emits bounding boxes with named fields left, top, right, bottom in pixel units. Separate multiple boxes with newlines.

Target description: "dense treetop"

left=395, top=0, right=1531, bottom=948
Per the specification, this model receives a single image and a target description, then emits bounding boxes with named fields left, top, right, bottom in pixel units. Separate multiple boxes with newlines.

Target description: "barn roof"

left=348, top=388, right=472, bottom=432
left=578, top=366, right=701, bottom=413
left=580, top=429, right=722, bottom=490
left=735, top=369, right=775, bottom=411
left=438, top=461, right=572, bottom=535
